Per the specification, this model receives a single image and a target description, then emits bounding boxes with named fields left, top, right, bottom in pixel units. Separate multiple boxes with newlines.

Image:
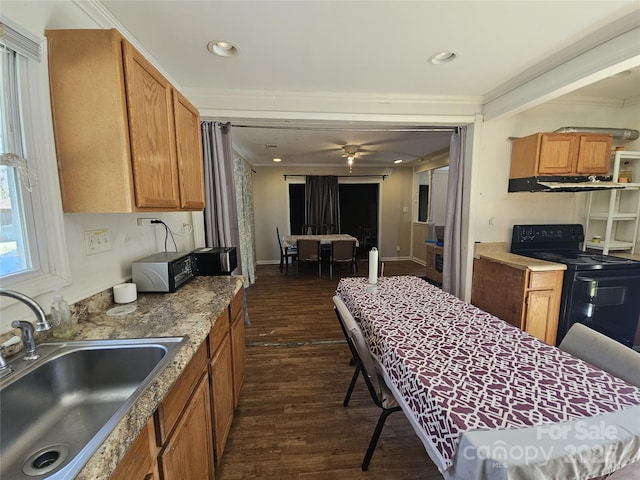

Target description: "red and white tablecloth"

left=336, top=276, right=640, bottom=476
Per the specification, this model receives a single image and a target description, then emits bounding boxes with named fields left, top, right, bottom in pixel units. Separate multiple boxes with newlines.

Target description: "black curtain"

left=305, top=175, right=340, bottom=231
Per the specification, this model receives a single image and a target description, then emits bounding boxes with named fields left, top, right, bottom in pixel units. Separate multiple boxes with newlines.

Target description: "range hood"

left=509, top=175, right=624, bottom=192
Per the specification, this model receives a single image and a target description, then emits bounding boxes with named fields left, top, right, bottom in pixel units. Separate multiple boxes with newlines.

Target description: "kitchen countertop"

left=69, top=275, right=243, bottom=480
left=473, top=242, right=567, bottom=272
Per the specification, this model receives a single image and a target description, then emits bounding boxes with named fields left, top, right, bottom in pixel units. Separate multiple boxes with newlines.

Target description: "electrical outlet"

left=84, top=229, right=111, bottom=255
left=137, top=218, right=160, bottom=226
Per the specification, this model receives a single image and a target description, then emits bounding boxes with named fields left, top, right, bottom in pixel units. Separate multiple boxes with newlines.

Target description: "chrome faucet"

left=0, top=288, right=51, bottom=360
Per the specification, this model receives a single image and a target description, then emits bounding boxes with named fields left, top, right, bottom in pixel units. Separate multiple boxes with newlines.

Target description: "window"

left=1, top=45, right=40, bottom=277
left=0, top=20, right=69, bottom=294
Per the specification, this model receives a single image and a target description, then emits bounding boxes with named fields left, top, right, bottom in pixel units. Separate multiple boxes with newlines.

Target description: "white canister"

left=368, top=247, right=378, bottom=285
left=113, top=283, right=137, bottom=304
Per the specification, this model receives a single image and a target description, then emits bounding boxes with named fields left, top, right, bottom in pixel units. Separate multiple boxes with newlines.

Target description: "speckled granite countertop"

left=68, top=275, right=243, bottom=480
left=473, top=242, right=567, bottom=272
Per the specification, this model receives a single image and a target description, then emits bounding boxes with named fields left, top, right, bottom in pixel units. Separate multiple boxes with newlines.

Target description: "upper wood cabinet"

left=173, top=90, right=206, bottom=209
left=510, top=132, right=612, bottom=178
left=46, top=29, right=204, bottom=212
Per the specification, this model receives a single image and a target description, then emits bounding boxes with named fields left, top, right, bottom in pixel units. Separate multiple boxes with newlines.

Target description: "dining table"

left=281, top=233, right=359, bottom=249
left=336, top=275, right=640, bottom=480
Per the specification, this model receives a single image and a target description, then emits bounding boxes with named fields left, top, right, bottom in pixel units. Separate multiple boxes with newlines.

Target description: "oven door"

left=559, top=270, right=640, bottom=348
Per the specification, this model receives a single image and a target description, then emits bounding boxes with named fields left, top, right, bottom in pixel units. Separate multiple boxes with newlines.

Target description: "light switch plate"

left=84, top=229, right=111, bottom=255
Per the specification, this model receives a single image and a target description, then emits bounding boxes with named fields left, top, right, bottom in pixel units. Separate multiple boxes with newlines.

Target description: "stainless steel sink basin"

left=0, top=337, right=184, bottom=480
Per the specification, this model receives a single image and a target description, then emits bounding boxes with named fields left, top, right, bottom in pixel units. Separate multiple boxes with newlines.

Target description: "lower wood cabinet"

left=155, top=341, right=214, bottom=480
left=230, top=290, right=246, bottom=407
left=109, top=288, right=246, bottom=479
left=209, top=308, right=235, bottom=465
left=158, top=374, right=213, bottom=480
left=109, top=417, right=159, bottom=480
left=471, top=257, right=564, bottom=345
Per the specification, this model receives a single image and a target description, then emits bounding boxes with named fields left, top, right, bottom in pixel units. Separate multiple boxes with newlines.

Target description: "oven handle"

left=576, top=275, right=640, bottom=282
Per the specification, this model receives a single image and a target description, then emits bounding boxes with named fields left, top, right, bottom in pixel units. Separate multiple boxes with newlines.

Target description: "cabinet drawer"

left=155, top=341, right=208, bottom=443
left=528, top=271, right=561, bottom=289
left=209, top=308, right=230, bottom=354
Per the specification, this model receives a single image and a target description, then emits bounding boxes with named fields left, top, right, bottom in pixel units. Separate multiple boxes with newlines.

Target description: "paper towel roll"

left=368, top=248, right=378, bottom=285
left=113, top=283, right=137, bottom=304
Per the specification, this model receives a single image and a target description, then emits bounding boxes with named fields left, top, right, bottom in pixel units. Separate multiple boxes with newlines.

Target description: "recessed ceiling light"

left=394, top=159, right=403, bottom=164
left=207, top=40, right=240, bottom=57
left=428, top=51, right=456, bottom=65
left=272, top=158, right=282, bottom=163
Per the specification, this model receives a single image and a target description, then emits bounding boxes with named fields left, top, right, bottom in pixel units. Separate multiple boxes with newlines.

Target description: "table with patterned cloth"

left=336, top=276, right=640, bottom=480
left=281, top=234, right=359, bottom=249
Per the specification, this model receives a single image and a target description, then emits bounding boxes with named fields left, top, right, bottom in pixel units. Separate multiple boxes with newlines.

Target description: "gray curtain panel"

left=304, top=175, right=340, bottom=231
left=443, top=126, right=466, bottom=297
left=201, top=121, right=241, bottom=275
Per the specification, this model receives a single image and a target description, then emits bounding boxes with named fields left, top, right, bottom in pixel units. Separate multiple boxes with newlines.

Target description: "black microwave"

left=193, top=247, right=237, bottom=276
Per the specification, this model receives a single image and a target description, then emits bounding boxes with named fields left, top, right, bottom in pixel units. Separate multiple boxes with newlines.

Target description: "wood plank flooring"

left=216, top=261, right=444, bottom=480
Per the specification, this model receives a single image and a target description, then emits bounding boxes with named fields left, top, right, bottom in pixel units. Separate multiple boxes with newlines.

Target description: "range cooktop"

left=511, top=224, right=640, bottom=271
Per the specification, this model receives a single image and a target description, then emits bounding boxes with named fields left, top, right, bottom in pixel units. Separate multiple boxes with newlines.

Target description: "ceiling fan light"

left=347, top=157, right=354, bottom=165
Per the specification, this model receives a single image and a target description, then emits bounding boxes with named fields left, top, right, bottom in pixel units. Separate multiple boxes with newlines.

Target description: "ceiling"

left=98, top=0, right=640, bottom=168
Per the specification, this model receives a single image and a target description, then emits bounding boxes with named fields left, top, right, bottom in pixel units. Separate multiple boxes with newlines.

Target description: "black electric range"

left=511, top=224, right=640, bottom=348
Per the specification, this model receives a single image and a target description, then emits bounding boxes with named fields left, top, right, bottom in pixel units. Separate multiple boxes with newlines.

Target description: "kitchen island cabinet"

left=471, top=256, right=564, bottom=345
left=509, top=132, right=612, bottom=178
left=46, top=29, right=204, bottom=213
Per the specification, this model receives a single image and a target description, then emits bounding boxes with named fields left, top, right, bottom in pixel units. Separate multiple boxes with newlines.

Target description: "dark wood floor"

left=216, top=260, right=444, bottom=480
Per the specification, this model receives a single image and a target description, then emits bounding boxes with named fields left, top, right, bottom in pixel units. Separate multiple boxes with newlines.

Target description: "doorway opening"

left=288, top=182, right=379, bottom=257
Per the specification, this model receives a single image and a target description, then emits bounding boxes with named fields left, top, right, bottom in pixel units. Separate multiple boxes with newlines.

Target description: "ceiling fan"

left=341, top=144, right=376, bottom=165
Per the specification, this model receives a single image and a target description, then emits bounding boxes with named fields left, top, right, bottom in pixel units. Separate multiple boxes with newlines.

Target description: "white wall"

left=471, top=101, right=640, bottom=246
left=1, top=1, right=196, bottom=333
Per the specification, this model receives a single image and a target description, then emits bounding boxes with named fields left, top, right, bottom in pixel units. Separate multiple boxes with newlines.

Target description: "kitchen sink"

left=0, top=337, right=185, bottom=480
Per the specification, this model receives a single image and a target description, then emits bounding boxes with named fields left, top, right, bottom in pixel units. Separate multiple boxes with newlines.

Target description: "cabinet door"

left=173, top=90, right=205, bottom=209
left=158, top=374, right=214, bottom=480
left=110, top=419, right=157, bottom=480
left=575, top=135, right=612, bottom=174
left=122, top=41, right=180, bottom=208
left=537, top=134, right=579, bottom=174
left=524, top=290, right=557, bottom=344
left=210, top=330, right=235, bottom=464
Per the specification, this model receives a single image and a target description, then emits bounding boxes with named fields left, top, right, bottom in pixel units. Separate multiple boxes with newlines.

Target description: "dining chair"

left=296, top=239, right=321, bottom=277
left=329, top=240, right=357, bottom=280
left=332, top=295, right=402, bottom=471
left=301, top=224, right=318, bottom=235
left=276, top=227, right=297, bottom=276
left=321, top=223, right=336, bottom=234
left=559, top=323, right=640, bottom=387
